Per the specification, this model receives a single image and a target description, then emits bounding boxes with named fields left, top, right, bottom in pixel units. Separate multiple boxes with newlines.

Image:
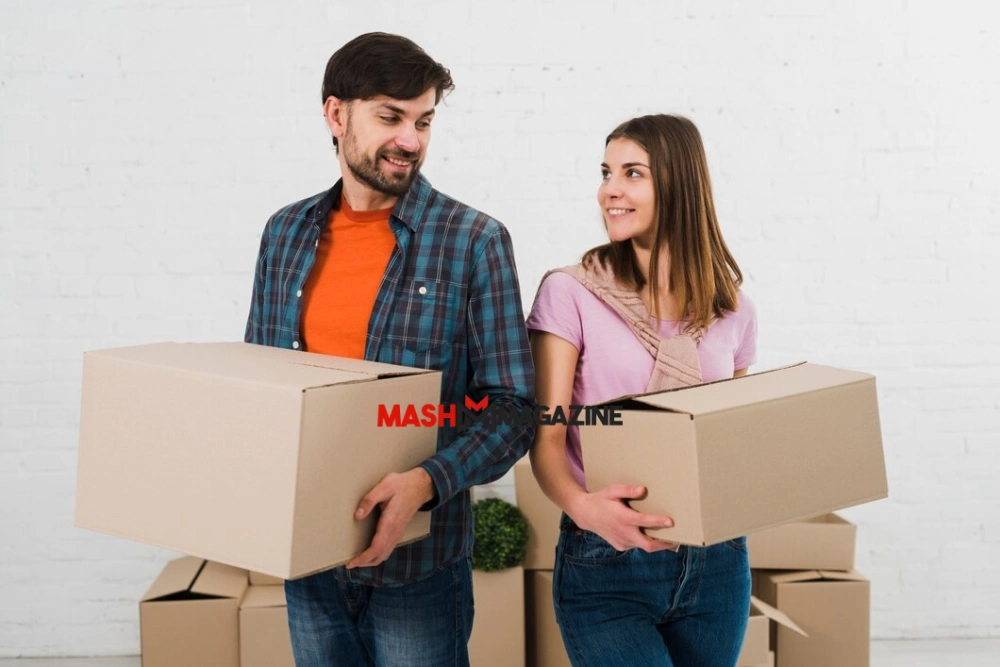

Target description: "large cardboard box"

left=581, top=363, right=887, bottom=546
left=469, top=567, right=525, bottom=667
left=525, top=570, right=571, bottom=667
left=738, top=597, right=806, bottom=666
left=240, top=585, right=294, bottom=667
left=514, top=461, right=562, bottom=570
left=748, top=513, right=856, bottom=571
left=76, top=342, right=441, bottom=579
left=140, top=557, right=248, bottom=667
left=754, top=569, right=870, bottom=667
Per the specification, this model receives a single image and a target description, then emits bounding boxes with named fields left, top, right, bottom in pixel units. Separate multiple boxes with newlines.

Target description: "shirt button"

left=296, top=290, right=302, bottom=298
left=314, top=240, right=319, bottom=248
left=418, top=285, right=427, bottom=295
left=292, top=341, right=300, bottom=349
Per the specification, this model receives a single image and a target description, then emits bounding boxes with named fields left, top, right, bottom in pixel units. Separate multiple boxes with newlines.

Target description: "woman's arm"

left=529, top=331, right=676, bottom=552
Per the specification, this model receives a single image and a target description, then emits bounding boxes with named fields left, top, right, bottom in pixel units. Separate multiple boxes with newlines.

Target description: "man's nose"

left=395, top=124, right=420, bottom=153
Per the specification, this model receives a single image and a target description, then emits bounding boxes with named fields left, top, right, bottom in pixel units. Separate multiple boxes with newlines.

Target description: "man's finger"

left=346, top=510, right=403, bottom=569
left=355, top=482, right=392, bottom=519
left=345, top=550, right=372, bottom=569
left=346, top=529, right=393, bottom=568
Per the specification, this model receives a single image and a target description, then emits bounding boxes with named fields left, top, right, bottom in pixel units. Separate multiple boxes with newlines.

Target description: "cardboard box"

left=469, top=567, right=525, bottom=667
left=249, top=572, right=284, bottom=586
left=748, top=513, right=856, bottom=571
left=754, top=569, right=870, bottom=667
left=754, top=652, right=775, bottom=667
left=140, top=557, right=248, bottom=667
left=581, top=363, right=887, bottom=546
left=240, top=585, right=294, bottom=667
left=514, top=460, right=562, bottom=570
left=525, top=570, right=571, bottom=667
left=738, top=597, right=806, bottom=666
left=76, top=341, right=441, bottom=579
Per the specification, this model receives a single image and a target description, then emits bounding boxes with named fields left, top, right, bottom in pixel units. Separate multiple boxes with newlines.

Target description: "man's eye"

left=417, top=121, right=432, bottom=130
left=380, top=116, right=398, bottom=123
left=601, top=171, right=610, bottom=180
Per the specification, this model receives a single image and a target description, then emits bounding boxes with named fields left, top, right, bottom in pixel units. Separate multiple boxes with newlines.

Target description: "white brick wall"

left=2, top=0, right=998, bottom=656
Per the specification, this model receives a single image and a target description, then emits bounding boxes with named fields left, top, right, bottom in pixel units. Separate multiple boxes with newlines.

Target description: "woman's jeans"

left=554, top=515, right=751, bottom=667
left=284, top=558, right=474, bottom=667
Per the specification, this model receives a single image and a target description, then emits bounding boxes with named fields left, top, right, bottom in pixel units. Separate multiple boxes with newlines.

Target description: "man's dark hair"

left=322, top=32, right=455, bottom=150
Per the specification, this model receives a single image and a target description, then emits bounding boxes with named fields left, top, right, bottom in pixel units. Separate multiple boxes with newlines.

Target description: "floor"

left=1, top=640, right=999, bottom=666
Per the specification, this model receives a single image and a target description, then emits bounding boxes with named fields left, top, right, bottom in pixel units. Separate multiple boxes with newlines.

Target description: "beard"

left=341, top=117, right=422, bottom=197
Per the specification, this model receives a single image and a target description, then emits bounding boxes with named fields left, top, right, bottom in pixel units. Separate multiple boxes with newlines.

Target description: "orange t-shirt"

left=300, top=196, right=397, bottom=359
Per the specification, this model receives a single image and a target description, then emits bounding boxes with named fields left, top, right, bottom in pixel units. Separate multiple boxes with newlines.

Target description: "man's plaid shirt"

left=245, top=173, right=536, bottom=586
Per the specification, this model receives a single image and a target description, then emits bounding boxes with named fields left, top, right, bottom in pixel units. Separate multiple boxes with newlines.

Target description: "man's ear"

left=324, top=96, right=348, bottom=143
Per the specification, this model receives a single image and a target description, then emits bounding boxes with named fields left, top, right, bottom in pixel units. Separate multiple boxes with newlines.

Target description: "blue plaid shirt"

left=245, top=173, right=535, bottom=586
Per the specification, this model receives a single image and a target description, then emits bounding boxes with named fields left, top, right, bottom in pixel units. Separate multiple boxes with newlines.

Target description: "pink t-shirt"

left=525, top=271, right=758, bottom=489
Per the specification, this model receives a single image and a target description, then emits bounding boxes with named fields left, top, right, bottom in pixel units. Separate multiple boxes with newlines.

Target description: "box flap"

left=240, top=585, right=287, bottom=610
left=232, top=342, right=434, bottom=378
left=84, top=343, right=434, bottom=393
left=191, top=561, right=249, bottom=599
left=141, top=556, right=203, bottom=602
left=85, top=343, right=375, bottom=389
left=606, top=363, right=872, bottom=416
left=768, top=570, right=824, bottom=584
left=750, top=596, right=809, bottom=637
left=592, top=362, right=806, bottom=410
left=818, top=570, right=869, bottom=582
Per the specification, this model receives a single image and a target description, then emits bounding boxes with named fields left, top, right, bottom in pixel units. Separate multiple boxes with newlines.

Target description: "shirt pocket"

left=384, top=281, right=461, bottom=370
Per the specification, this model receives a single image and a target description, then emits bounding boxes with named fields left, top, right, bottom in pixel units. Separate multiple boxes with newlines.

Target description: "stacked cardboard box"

left=140, top=557, right=248, bottom=667
left=514, top=461, right=572, bottom=667
left=140, top=561, right=294, bottom=667
left=749, top=514, right=871, bottom=667
left=469, top=566, right=527, bottom=667
left=239, top=581, right=294, bottom=667
left=513, top=465, right=868, bottom=667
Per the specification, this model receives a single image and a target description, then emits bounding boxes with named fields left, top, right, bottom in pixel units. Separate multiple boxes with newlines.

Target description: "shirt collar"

left=308, top=173, right=433, bottom=233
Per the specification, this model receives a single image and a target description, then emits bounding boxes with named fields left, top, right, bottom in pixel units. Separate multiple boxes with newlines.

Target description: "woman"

left=526, top=114, right=757, bottom=666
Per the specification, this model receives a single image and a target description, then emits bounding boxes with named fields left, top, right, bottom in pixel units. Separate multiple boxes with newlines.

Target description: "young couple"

left=246, top=31, right=756, bottom=667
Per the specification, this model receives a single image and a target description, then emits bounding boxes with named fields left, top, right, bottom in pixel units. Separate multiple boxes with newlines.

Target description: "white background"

left=2, top=0, right=999, bottom=657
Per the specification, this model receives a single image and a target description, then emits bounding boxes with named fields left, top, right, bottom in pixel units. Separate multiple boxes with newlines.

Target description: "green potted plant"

left=472, top=497, right=529, bottom=571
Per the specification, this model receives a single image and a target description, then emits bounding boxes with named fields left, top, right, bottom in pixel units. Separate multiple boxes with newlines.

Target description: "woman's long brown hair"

left=583, top=114, right=743, bottom=330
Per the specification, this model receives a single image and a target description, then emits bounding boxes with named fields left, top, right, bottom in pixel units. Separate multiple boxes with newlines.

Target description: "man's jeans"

left=284, top=558, right=474, bottom=667
left=554, top=516, right=751, bottom=667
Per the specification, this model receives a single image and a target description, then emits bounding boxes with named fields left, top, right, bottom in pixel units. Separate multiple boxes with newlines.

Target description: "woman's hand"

left=568, top=484, right=679, bottom=553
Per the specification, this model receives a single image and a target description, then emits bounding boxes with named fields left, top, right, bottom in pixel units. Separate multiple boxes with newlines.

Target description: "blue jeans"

left=553, top=516, right=750, bottom=667
left=284, top=558, right=474, bottom=667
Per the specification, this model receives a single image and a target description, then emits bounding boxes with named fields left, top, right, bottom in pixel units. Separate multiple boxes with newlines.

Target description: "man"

left=244, top=33, right=535, bottom=666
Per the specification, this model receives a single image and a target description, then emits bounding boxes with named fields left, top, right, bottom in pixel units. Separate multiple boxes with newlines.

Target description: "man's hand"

left=345, top=467, right=435, bottom=569
left=569, top=484, right=679, bottom=553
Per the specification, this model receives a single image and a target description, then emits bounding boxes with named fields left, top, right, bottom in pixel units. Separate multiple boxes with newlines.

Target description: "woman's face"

left=598, top=138, right=657, bottom=247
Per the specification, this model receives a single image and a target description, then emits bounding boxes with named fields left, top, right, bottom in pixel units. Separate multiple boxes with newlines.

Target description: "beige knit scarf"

left=545, top=261, right=706, bottom=392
